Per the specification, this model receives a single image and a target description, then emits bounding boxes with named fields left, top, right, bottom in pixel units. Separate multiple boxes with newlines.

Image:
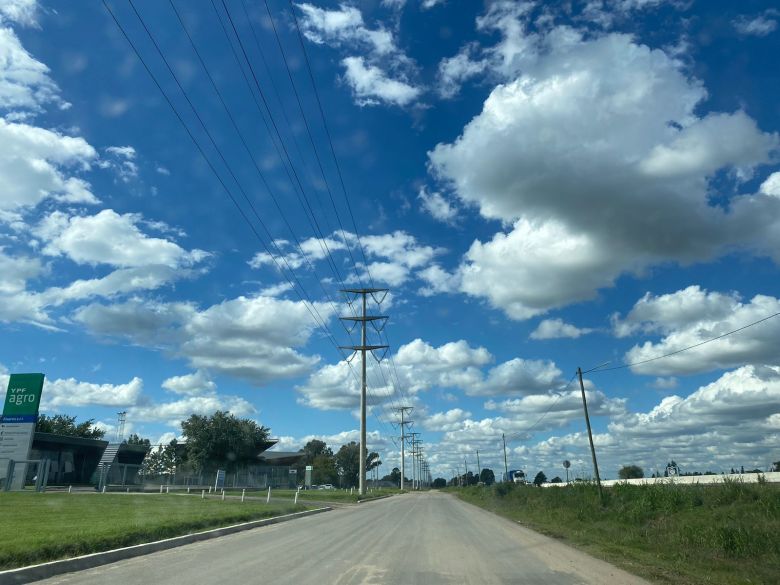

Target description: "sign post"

left=0, top=373, right=45, bottom=490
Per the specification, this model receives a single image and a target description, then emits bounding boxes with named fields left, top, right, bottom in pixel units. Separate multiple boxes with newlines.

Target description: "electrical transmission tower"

left=116, top=411, right=127, bottom=442
left=340, top=288, right=388, bottom=496
left=394, top=406, right=413, bottom=490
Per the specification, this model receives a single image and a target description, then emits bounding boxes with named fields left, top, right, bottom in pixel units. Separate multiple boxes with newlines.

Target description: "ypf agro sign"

left=1, top=373, right=45, bottom=490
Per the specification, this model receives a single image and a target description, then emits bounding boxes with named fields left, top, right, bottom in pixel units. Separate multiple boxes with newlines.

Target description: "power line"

left=103, top=1, right=375, bottom=423
left=584, top=311, right=780, bottom=374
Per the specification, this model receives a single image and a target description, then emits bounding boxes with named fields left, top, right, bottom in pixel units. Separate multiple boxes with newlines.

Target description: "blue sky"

left=1, top=0, right=779, bottom=481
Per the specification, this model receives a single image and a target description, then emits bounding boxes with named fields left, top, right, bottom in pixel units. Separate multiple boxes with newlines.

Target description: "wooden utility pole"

left=577, top=367, right=603, bottom=500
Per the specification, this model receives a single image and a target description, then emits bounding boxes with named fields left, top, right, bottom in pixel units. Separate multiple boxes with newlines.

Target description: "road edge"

left=0, top=507, right=332, bottom=585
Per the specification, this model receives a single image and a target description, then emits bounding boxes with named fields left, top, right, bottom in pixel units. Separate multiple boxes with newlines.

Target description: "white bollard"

left=221, top=491, right=225, bottom=501
left=294, top=491, right=299, bottom=505
left=102, top=486, right=106, bottom=494
left=187, top=487, right=191, bottom=494
left=266, top=486, right=271, bottom=504
left=68, top=485, right=72, bottom=494
left=241, top=489, right=245, bottom=503
left=201, top=490, right=205, bottom=499
left=166, top=486, right=170, bottom=494
left=209, top=486, right=212, bottom=494
left=160, top=484, right=163, bottom=494
left=126, top=488, right=129, bottom=493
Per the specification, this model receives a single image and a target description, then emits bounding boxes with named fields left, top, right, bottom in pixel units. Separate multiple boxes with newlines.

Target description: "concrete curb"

left=357, top=493, right=395, bottom=503
left=0, top=507, right=332, bottom=585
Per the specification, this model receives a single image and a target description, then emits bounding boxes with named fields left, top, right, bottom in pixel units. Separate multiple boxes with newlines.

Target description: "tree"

left=773, top=461, right=780, bottom=472
left=180, top=411, right=270, bottom=473
left=384, top=467, right=402, bottom=487
left=333, top=442, right=381, bottom=488
left=367, top=451, right=381, bottom=472
left=432, top=478, right=447, bottom=488
left=124, top=433, right=152, bottom=453
left=36, top=414, right=105, bottom=439
left=142, top=438, right=182, bottom=477
left=550, top=476, right=562, bottom=483
left=335, top=442, right=360, bottom=488
left=312, top=453, right=338, bottom=485
left=618, top=465, right=644, bottom=479
left=479, top=468, right=495, bottom=486
left=533, top=471, right=547, bottom=486
left=296, top=439, right=335, bottom=484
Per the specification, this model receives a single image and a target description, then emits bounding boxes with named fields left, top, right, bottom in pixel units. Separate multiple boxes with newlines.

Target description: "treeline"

left=293, top=439, right=381, bottom=488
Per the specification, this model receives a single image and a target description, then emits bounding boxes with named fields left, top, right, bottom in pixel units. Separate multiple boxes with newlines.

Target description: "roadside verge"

left=0, top=507, right=331, bottom=585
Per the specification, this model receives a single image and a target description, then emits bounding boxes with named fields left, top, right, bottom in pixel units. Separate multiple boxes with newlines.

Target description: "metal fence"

left=140, top=465, right=296, bottom=490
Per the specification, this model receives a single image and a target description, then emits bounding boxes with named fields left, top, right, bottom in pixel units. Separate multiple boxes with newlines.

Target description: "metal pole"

left=476, top=450, right=480, bottom=482
left=577, top=367, right=603, bottom=500
left=398, top=406, right=412, bottom=490
left=360, top=292, right=367, bottom=497
left=502, top=433, right=509, bottom=482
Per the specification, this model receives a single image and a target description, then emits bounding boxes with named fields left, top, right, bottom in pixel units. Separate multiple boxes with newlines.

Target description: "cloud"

left=0, top=26, right=65, bottom=113
left=297, top=337, right=565, bottom=410
left=422, top=408, right=472, bottom=432
left=102, top=145, right=138, bottom=182
left=36, top=210, right=207, bottom=269
left=417, top=264, right=459, bottom=297
left=530, top=318, right=593, bottom=340
left=161, top=370, right=216, bottom=396
left=436, top=43, right=486, bottom=98
left=418, top=187, right=458, bottom=223
left=651, top=377, right=678, bottom=390
left=733, top=12, right=778, bottom=37
left=129, top=394, right=256, bottom=425
left=74, top=294, right=331, bottom=386
left=0, top=249, right=48, bottom=325
left=295, top=3, right=422, bottom=108
left=40, top=376, right=144, bottom=409
left=484, top=387, right=626, bottom=423
left=613, top=286, right=780, bottom=375
left=342, top=56, right=421, bottom=107
left=465, top=357, right=563, bottom=397
left=250, top=230, right=443, bottom=287
left=296, top=3, right=393, bottom=55
left=760, top=172, right=780, bottom=197
left=429, top=27, right=779, bottom=320
left=0, top=0, right=39, bottom=27
left=0, top=118, right=97, bottom=213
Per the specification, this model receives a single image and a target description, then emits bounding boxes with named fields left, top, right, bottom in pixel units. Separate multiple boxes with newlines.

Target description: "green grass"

left=0, top=492, right=307, bottom=570
left=451, top=480, right=780, bottom=585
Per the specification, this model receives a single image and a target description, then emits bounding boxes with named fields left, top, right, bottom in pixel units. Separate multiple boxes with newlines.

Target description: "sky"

left=0, top=0, right=779, bottom=482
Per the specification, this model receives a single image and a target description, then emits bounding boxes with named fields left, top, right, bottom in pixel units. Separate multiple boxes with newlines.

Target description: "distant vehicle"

left=321, top=483, right=334, bottom=490
left=511, top=470, right=527, bottom=484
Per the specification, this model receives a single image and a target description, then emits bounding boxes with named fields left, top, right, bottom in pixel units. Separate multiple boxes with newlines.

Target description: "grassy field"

left=451, top=480, right=780, bottom=585
left=0, top=492, right=306, bottom=570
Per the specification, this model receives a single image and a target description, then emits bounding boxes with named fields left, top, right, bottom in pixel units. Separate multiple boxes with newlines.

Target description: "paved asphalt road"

left=37, top=491, right=650, bottom=585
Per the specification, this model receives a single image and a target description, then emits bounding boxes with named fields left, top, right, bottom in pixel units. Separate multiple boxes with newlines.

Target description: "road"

left=37, top=491, right=649, bottom=585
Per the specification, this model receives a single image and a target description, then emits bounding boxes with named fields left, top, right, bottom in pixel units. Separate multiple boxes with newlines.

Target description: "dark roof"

left=33, top=432, right=108, bottom=450
left=258, top=451, right=305, bottom=465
